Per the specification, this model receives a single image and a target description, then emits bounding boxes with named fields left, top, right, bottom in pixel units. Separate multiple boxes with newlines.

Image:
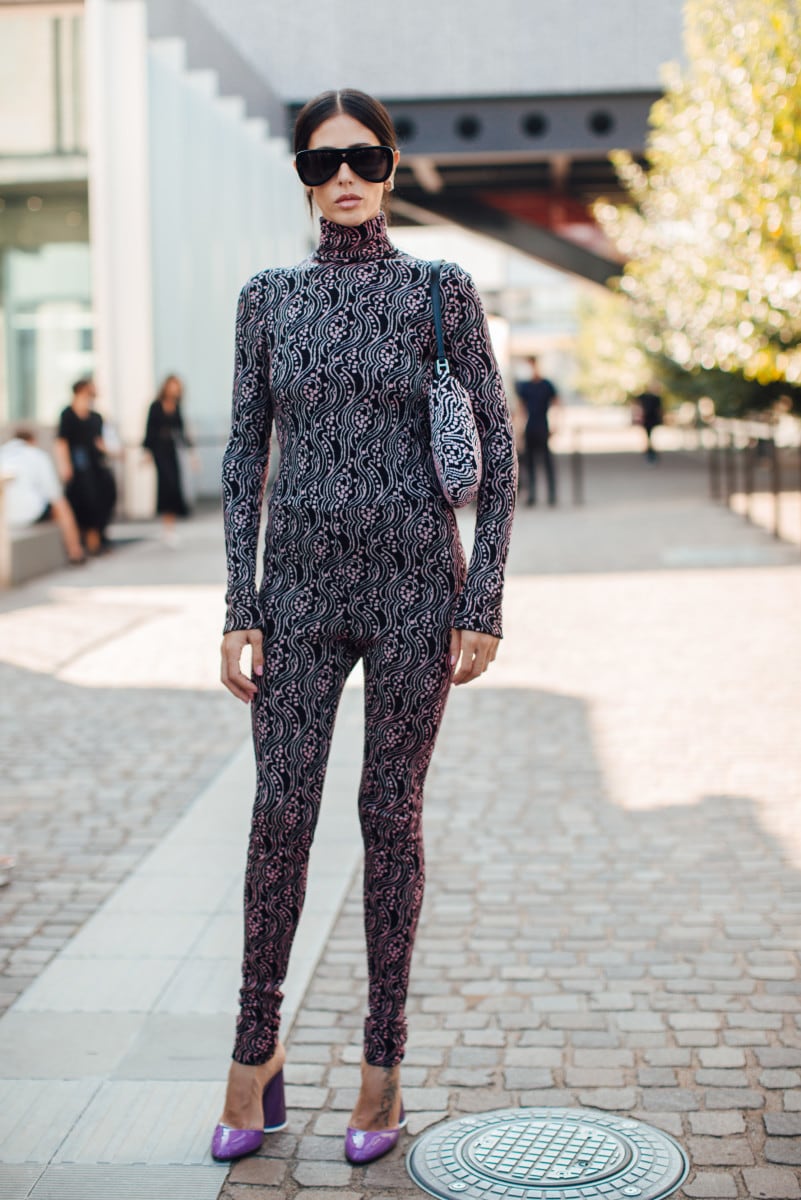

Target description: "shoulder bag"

left=428, top=260, right=482, bottom=508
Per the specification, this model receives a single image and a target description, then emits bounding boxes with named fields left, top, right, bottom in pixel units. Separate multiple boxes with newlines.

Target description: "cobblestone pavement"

left=215, top=452, right=801, bottom=1200
left=0, top=512, right=248, bottom=1015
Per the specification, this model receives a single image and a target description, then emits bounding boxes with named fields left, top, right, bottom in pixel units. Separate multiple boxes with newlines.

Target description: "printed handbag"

left=429, top=260, right=482, bottom=508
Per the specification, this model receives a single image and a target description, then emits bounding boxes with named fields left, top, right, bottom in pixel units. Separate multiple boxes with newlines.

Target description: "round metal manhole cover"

left=407, top=1108, right=689, bottom=1200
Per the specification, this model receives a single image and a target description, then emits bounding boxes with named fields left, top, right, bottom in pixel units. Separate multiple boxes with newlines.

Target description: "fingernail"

left=450, top=655, right=456, bottom=666
left=255, top=666, right=263, bottom=676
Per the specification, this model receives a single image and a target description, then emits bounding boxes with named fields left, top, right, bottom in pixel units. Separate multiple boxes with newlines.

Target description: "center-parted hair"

left=293, top=89, right=398, bottom=217
left=293, top=89, right=397, bottom=155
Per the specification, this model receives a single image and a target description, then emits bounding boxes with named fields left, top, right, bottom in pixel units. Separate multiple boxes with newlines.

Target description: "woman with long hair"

left=143, top=374, right=193, bottom=544
left=213, top=88, right=517, bottom=1166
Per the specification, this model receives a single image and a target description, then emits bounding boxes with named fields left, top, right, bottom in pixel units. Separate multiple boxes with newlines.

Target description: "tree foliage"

left=573, top=289, right=651, bottom=406
left=595, top=0, right=801, bottom=400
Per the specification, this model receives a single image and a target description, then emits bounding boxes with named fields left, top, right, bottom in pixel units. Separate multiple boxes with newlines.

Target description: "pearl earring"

left=385, top=178, right=394, bottom=192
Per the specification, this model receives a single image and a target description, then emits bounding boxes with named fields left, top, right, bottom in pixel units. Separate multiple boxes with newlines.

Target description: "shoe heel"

left=263, top=1068, right=287, bottom=1132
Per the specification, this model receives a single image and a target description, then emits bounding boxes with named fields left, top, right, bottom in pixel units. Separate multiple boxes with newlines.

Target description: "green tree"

left=595, top=0, right=801, bottom=402
left=574, top=289, right=651, bottom=405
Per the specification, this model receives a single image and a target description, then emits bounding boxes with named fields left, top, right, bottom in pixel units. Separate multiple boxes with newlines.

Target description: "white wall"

left=84, top=0, right=310, bottom=515
left=145, top=39, right=309, bottom=505
left=0, top=12, right=55, bottom=154
left=192, top=0, right=685, bottom=101
left=85, top=0, right=155, bottom=513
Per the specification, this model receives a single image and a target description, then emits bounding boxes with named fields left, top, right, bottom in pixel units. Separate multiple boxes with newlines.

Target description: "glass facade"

left=0, top=5, right=89, bottom=430
left=2, top=232, right=92, bottom=425
left=0, top=7, right=85, bottom=158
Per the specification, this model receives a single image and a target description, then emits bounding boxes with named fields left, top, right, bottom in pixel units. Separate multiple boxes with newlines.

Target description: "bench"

left=0, top=475, right=68, bottom=588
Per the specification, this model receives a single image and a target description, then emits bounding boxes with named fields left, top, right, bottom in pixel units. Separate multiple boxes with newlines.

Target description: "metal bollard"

left=770, top=434, right=781, bottom=540
left=723, top=431, right=736, bottom=505
left=742, top=438, right=754, bottom=521
left=571, top=429, right=584, bottom=506
left=709, top=431, right=720, bottom=501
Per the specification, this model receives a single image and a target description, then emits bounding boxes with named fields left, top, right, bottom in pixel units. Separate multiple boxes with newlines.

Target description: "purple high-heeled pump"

left=211, top=1068, right=287, bottom=1162
left=345, top=1104, right=406, bottom=1165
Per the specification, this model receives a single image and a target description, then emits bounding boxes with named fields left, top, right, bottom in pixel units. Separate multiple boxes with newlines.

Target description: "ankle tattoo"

left=377, top=1072, right=398, bottom=1123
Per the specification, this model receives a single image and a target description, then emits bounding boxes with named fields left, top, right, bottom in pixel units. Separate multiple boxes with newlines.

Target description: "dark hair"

left=13, top=427, right=36, bottom=444
left=156, top=374, right=183, bottom=404
left=293, top=89, right=398, bottom=217
left=72, top=377, right=93, bottom=396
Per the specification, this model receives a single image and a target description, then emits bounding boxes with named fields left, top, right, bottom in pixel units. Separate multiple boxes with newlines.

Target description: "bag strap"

left=430, top=260, right=450, bottom=378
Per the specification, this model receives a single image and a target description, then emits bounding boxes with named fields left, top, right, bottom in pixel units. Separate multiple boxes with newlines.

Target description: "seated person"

left=0, top=429, right=85, bottom=564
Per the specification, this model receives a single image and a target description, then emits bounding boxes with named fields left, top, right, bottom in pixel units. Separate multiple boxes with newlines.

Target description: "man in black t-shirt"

left=515, top=356, right=558, bottom=506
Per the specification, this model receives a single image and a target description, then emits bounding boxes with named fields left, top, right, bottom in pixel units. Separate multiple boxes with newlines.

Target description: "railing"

left=568, top=426, right=585, bottom=506
left=706, top=416, right=801, bottom=548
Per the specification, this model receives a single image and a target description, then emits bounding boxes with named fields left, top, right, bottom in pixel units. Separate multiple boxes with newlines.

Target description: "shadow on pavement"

left=249, top=683, right=801, bottom=1200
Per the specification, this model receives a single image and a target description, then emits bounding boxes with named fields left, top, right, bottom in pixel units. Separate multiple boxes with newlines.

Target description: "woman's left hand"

left=450, top=628, right=500, bottom=686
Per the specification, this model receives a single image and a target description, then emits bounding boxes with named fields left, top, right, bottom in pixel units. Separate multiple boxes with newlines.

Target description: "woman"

left=213, top=89, right=517, bottom=1165
left=143, top=374, right=193, bottom=543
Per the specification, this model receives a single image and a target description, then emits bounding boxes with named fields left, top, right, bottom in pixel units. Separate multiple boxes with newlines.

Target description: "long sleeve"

left=176, top=406, right=193, bottom=448
left=142, top=401, right=159, bottom=452
left=222, top=278, right=274, bottom=633
left=440, top=263, right=517, bottom=638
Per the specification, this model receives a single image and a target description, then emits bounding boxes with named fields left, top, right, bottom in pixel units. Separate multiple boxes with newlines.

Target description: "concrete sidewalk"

left=0, top=510, right=368, bottom=1198
left=1, top=450, right=800, bottom=1200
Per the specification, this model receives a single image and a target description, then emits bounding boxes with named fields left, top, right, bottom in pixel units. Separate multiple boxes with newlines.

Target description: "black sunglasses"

left=295, top=145, right=395, bottom=188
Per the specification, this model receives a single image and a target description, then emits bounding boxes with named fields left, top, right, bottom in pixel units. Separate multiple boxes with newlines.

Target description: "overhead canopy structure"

left=287, top=91, right=657, bottom=283
left=148, top=0, right=685, bottom=280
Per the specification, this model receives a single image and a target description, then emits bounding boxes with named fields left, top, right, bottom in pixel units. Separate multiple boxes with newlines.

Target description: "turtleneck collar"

left=313, top=212, right=399, bottom=264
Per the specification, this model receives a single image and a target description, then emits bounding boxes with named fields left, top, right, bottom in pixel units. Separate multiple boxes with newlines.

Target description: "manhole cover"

left=407, top=1108, right=689, bottom=1200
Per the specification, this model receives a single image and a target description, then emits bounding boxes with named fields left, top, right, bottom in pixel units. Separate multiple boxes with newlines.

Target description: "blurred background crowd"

left=0, top=0, right=799, bottom=565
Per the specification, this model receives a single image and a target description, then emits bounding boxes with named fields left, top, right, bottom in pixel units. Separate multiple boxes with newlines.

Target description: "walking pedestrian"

left=516, top=355, right=558, bottom=505
left=143, top=374, right=194, bottom=545
left=634, top=388, right=663, bottom=463
left=212, top=88, right=517, bottom=1166
left=54, top=379, right=117, bottom=554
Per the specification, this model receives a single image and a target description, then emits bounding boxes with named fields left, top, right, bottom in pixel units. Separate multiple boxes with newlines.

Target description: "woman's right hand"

left=220, top=628, right=264, bottom=703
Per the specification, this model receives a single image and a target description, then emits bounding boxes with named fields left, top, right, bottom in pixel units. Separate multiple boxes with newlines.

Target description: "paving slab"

left=0, top=1080, right=101, bottom=1164
left=0, top=1012, right=145, bottom=1079
left=26, top=1165, right=224, bottom=1200
left=111, top=1014, right=240, bottom=1080
left=0, top=1167, right=44, bottom=1200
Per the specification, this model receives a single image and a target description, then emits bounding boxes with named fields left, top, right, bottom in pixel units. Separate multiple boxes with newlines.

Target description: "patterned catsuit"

left=222, top=212, right=517, bottom=1067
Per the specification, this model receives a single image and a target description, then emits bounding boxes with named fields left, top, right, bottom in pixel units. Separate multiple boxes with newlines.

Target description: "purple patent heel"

left=211, top=1068, right=287, bottom=1162
left=345, top=1103, right=406, bottom=1165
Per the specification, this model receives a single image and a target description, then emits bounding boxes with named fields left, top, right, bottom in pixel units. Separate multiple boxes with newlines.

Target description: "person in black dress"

left=143, top=374, right=193, bottom=544
left=55, top=379, right=117, bottom=554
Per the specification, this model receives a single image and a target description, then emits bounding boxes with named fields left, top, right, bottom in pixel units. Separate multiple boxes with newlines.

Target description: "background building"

left=0, top=0, right=685, bottom=512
